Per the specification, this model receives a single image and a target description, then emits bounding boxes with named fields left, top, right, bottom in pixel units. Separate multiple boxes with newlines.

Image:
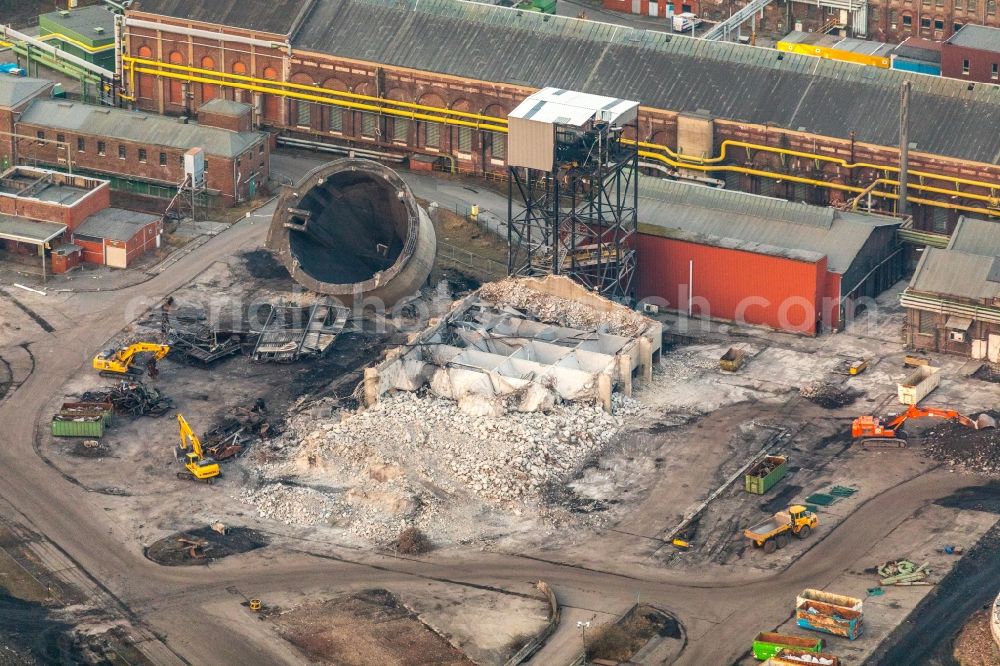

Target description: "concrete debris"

left=236, top=391, right=643, bottom=543
left=799, top=382, right=861, bottom=409
left=478, top=277, right=648, bottom=337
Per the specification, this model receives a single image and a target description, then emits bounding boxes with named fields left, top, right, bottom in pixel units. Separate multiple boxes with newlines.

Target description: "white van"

left=672, top=12, right=702, bottom=32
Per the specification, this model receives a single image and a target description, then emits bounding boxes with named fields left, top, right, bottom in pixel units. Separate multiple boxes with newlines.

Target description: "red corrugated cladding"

left=637, top=233, right=835, bottom=336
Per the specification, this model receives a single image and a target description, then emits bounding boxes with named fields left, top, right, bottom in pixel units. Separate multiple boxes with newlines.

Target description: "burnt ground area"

left=923, top=415, right=1000, bottom=475
left=144, top=526, right=268, bottom=566
left=0, top=590, right=81, bottom=665
left=866, top=484, right=1000, bottom=666
left=272, top=588, right=473, bottom=666
left=800, top=383, right=862, bottom=409
left=240, top=250, right=290, bottom=281
left=972, top=363, right=1000, bottom=384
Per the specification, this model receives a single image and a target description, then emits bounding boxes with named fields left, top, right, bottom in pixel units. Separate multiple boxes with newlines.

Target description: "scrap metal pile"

left=200, top=400, right=275, bottom=461
left=878, top=559, right=931, bottom=586
left=80, top=381, right=173, bottom=417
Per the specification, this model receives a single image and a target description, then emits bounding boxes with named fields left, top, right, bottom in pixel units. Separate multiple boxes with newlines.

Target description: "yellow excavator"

left=176, top=414, right=220, bottom=483
left=93, top=342, right=170, bottom=377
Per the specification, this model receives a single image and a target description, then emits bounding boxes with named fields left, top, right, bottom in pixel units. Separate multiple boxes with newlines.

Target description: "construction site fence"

left=436, top=241, right=507, bottom=282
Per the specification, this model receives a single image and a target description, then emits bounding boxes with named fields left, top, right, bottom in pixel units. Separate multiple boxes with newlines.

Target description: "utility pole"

left=898, top=81, right=910, bottom=216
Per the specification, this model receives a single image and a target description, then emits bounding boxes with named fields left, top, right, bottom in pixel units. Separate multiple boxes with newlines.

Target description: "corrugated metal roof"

left=287, top=0, right=1000, bottom=164
left=0, top=77, right=51, bottom=109
left=909, top=248, right=1000, bottom=300
left=19, top=100, right=264, bottom=158
left=198, top=98, right=252, bottom=117
left=946, top=24, right=1000, bottom=53
left=0, top=214, right=66, bottom=244
left=637, top=178, right=899, bottom=273
left=74, top=208, right=159, bottom=241
left=132, top=0, right=313, bottom=35
left=894, top=37, right=942, bottom=64
left=947, top=216, right=1000, bottom=255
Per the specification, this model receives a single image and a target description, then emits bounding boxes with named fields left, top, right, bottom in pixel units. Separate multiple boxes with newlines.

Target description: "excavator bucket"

left=975, top=414, right=997, bottom=430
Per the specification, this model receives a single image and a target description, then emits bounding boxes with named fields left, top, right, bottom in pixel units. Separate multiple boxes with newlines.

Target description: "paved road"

left=0, top=201, right=988, bottom=665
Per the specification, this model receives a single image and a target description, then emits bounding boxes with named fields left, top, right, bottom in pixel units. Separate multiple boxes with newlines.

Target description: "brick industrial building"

left=602, top=0, right=1000, bottom=43
left=0, top=166, right=162, bottom=274
left=903, top=215, right=1000, bottom=357
left=122, top=0, right=1000, bottom=236
left=0, top=77, right=269, bottom=207
left=941, top=24, right=1000, bottom=80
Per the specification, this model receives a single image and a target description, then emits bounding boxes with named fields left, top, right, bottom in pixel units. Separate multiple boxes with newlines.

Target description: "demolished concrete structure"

left=267, top=159, right=436, bottom=308
left=363, top=275, right=662, bottom=412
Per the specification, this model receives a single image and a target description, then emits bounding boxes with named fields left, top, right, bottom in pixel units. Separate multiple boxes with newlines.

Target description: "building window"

left=258, top=143, right=264, bottom=154
left=969, top=0, right=977, bottom=12
left=918, top=311, right=935, bottom=335
left=921, top=16, right=932, bottom=27
left=97, top=141, right=106, bottom=156
left=393, top=119, right=409, bottom=143
left=77, top=138, right=85, bottom=152
left=203, top=159, right=208, bottom=173
left=493, top=134, right=507, bottom=160
left=329, top=108, right=343, bottom=133
left=457, top=127, right=472, bottom=153
left=118, top=145, right=126, bottom=159
left=955, top=0, right=963, bottom=9
left=891, top=9, right=900, bottom=23
left=903, top=14, right=913, bottom=25
left=963, top=58, right=971, bottom=74
left=35, top=130, right=44, bottom=143
left=296, top=101, right=311, bottom=127
left=159, top=152, right=167, bottom=166
left=993, top=63, right=999, bottom=79
left=425, top=122, right=440, bottom=149
left=360, top=112, right=377, bottom=138
left=872, top=6, right=880, bottom=20
left=955, top=22, right=964, bottom=32
left=935, top=18, right=944, bottom=28
left=990, top=0, right=997, bottom=14
left=138, top=148, right=147, bottom=163
left=56, top=133, right=64, bottom=143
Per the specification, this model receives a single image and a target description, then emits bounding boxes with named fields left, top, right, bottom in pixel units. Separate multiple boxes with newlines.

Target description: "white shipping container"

left=897, top=365, right=940, bottom=405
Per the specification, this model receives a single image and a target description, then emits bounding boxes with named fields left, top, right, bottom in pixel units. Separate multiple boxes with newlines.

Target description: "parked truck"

left=795, top=589, right=864, bottom=640
left=751, top=632, right=824, bottom=661
left=744, top=505, right=817, bottom=554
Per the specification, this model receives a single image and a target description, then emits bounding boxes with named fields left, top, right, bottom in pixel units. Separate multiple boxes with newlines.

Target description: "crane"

left=176, top=414, right=220, bottom=483
left=93, top=342, right=170, bottom=377
left=852, top=404, right=994, bottom=448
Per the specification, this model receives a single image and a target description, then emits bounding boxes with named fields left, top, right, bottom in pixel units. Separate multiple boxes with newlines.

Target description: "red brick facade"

left=941, top=40, right=1000, bottom=80
left=0, top=173, right=110, bottom=231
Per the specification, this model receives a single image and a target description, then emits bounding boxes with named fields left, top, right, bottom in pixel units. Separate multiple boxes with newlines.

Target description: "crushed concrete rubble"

left=477, top=278, right=648, bottom=337
left=236, top=391, right=644, bottom=543
left=924, top=416, right=1000, bottom=476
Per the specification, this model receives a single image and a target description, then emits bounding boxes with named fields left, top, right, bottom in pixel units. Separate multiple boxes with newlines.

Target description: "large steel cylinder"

left=267, top=158, right=436, bottom=307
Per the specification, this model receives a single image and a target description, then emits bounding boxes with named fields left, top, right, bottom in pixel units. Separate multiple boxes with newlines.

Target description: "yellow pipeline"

left=125, top=56, right=1000, bottom=216
left=0, top=31, right=114, bottom=54
left=634, top=137, right=1000, bottom=195
left=638, top=150, right=1000, bottom=218
left=124, top=56, right=506, bottom=126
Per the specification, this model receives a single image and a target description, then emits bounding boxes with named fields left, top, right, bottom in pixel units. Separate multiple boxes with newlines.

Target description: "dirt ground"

left=953, top=609, right=1000, bottom=666
left=272, top=588, right=473, bottom=666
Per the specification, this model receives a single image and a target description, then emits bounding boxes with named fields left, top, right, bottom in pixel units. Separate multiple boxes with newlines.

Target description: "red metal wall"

left=636, top=233, right=829, bottom=335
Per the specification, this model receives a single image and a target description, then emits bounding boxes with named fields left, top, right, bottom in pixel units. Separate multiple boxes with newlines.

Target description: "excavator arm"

left=118, top=343, right=170, bottom=365
left=177, top=414, right=205, bottom=459
left=885, top=405, right=975, bottom=430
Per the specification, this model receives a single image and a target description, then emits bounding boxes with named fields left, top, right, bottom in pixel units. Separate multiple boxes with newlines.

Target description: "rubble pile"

left=924, top=419, right=1000, bottom=475
left=799, top=382, right=861, bottom=409
left=477, top=279, right=648, bottom=337
left=237, top=391, right=644, bottom=542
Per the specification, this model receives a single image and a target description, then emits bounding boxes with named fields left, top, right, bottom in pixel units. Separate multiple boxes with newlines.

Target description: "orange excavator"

left=852, top=404, right=995, bottom=448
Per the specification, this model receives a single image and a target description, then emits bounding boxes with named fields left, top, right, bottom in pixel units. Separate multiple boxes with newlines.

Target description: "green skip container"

left=52, top=416, right=105, bottom=438
left=745, top=455, right=788, bottom=495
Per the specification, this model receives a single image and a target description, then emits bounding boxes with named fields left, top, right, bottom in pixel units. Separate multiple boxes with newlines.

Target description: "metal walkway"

left=700, top=0, right=775, bottom=41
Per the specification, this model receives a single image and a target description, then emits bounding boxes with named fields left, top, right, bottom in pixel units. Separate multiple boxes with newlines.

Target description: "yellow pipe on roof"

left=2, top=32, right=114, bottom=54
